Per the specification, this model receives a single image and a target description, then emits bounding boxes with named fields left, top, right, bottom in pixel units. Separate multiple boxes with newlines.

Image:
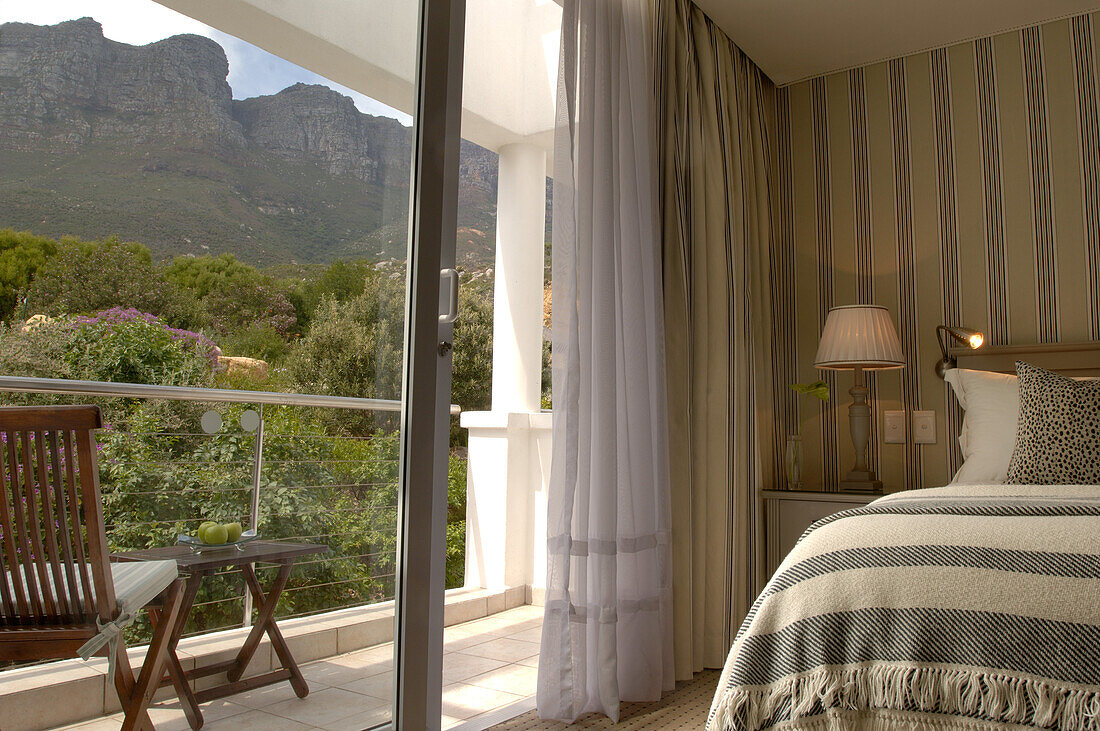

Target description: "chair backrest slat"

left=49, top=430, right=82, bottom=621
left=34, top=430, right=70, bottom=620
left=61, top=429, right=95, bottom=616
left=0, top=406, right=114, bottom=627
left=0, top=439, right=18, bottom=622
left=7, top=433, right=43, bottom=618
left=75, top=427, right=116, bottom=622
left=19, top=430, right=56, bottom=618
left=0, top=434, right=29, bottom=621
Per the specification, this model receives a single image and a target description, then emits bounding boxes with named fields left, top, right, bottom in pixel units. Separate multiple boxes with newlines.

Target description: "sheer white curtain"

left=537, top=0, right=674, bottom=723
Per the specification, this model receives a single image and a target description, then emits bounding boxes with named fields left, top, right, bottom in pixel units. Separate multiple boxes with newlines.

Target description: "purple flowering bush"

left=67, top=307, right=217, bottom=387
left=0, top=307, right=215, bottom=393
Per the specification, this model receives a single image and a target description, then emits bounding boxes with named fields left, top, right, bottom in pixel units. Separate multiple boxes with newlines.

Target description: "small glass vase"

left=784, top=435, right=803, bottom=490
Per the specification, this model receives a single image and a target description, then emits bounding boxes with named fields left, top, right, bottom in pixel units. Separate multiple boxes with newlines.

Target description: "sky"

left=0, top=0, right=413, bottom=125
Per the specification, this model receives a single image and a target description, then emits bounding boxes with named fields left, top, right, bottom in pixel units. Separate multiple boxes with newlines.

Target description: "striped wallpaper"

left=771, top=12, right=1100, bottom=492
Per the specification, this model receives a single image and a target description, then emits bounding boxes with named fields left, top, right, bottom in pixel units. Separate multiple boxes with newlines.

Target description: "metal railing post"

left=242, top=404, right=265, bottom=627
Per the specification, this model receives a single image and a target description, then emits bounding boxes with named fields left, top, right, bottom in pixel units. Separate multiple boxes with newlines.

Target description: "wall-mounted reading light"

left=935, top=325, right=984, bottom=378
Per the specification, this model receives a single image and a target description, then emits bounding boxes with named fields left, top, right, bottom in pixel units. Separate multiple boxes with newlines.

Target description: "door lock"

left=438, top=340, right=453, bottom=356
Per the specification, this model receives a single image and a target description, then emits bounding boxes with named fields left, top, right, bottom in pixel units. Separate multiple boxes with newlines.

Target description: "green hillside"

left=1, top=143, right=416, bottom=266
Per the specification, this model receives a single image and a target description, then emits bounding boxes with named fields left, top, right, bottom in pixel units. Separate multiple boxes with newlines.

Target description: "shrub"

left=0, top=307, right=216, bottom=388
left=285, top=270, right=405, bottom=406
left=0, top=229, right=59, bottom=321
left=200, top=281, right=297, bottom=338
left=218, top=324, right=288, bottom=363
left=165, top=254, right=297, bottom=337
left=446, top=452, right=468, bottom=588
left=449, top=273, right=494, bottom=444
left=66, top=307, right=217, bottom=387
left=0, top=317, right=79, bottom=380
left=0, top=249, right=478, bottom=645
left=292, top=259, right=373, bottom=328
left=23, top=237, right=204, bottom=329
left=163, top=253, right=260, bottom=298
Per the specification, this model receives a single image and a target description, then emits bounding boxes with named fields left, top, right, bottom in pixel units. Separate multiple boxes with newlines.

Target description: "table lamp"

left=814, top=305, right=905, bottom=493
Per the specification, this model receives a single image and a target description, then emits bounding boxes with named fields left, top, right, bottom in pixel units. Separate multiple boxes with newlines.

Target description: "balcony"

left=0, top=1, right=560, bottom=726
left=0, top=376, right=552, bottom=730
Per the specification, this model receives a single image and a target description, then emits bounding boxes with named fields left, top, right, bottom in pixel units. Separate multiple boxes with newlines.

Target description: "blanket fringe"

left=707, top=664, right=1100, bottom=731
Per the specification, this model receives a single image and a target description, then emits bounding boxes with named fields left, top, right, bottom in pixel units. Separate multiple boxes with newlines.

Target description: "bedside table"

left=761, top=490, right=881, bottom=575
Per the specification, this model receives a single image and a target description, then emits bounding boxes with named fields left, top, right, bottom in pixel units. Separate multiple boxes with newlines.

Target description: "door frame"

left=392, top=0, right=466, bottom=728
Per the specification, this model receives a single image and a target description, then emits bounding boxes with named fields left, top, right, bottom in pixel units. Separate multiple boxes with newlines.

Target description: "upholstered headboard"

left=951, top=341, right=1100, bottom=377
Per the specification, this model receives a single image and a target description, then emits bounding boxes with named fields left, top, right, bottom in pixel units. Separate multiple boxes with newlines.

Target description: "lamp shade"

left=814, top=305, right=905, bottom=370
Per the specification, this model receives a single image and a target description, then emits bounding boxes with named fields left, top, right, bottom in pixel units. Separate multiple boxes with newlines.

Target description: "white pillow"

left=943, top=368, right=1019, bottom=484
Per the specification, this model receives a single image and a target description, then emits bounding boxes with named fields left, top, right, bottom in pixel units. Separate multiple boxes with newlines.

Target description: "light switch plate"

left=913, top=410, right=936, bottom=444
left=883, top=411, right=905, bottom=443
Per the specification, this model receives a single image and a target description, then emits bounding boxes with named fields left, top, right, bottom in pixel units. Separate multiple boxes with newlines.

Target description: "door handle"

left=439, top=268, right=459, bottom=324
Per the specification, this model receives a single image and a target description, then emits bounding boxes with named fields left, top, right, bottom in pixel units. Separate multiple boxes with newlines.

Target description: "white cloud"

left=0, top=0, right=214, bottom=45
left=0, top=0, right=412, bottom=124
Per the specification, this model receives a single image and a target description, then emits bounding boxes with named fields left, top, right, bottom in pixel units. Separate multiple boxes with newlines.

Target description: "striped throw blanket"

left=707, top=484, right=1100, bottom=731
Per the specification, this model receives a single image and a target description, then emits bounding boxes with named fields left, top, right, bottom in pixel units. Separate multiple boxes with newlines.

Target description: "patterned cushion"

left=1005, top=361, right=1100, bottom=485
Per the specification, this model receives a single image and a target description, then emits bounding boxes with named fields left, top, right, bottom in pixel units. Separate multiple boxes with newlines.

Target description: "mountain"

left=0, top=17, right=515, bottom=267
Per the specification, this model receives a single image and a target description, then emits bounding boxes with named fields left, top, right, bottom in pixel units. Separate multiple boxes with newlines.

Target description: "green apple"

left=203, top=524, right=228, bottom=545
left=224, top=522, right=243, bottom=542
left=196, top=521, right=217, bottom=542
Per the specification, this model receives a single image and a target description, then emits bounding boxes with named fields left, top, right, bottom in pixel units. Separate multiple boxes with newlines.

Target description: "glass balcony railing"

left=0, top=375, right=460, bottom=663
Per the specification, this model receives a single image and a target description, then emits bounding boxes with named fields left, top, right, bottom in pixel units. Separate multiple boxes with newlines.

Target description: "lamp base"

left=840, top=472, right=883, bottom=494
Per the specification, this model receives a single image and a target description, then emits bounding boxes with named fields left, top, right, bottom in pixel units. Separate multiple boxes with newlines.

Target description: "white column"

left=491, top=142, right=547, bottom=412
left=461, top=142, right=551, bottom=598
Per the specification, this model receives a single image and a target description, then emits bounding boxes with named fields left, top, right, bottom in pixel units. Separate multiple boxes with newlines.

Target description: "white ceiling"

left=692, top=0, right=1100, bottom=86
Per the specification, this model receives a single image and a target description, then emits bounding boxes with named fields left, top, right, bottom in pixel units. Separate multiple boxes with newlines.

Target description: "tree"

left=299, top=259, right=373, bottom=313
left=0, top=229, right=59, bottom=321
left=23, top=237, right=204, bottom=329
left=448, top=273, right=494, bottom=443
left=449, top=271, right=550, bottom=436
left=286, top=268, right=406, bottom=431
left=164, top=254, right=297, bottom=338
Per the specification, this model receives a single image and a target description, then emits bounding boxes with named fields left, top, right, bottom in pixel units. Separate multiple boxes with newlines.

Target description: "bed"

left=707, top=342, right=1100, bottom=731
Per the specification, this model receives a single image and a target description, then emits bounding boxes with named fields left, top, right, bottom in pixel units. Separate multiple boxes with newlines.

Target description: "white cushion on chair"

left=72, top=560, right=179, bottom=675
left=4, top=559, right=177, bottom=617
left=110, top=560, right=178, bottom=615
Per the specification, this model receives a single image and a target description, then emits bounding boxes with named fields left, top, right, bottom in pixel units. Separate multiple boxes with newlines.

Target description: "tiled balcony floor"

left=54, top=605, right=543, bottom=731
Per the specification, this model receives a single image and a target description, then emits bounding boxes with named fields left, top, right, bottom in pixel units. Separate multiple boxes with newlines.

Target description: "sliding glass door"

left=0, top=0, right=463, bottom=727
left=394, top=0, right=466, bottom=727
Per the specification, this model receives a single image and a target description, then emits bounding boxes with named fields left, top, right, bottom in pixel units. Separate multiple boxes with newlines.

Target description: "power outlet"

left=913, top=410, right=936, bottom=444
left=883, top=411, right=906, bottom=443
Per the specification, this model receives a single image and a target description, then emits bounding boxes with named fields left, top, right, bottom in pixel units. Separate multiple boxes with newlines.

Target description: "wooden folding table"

left=113, top=540, right=328, bottom=730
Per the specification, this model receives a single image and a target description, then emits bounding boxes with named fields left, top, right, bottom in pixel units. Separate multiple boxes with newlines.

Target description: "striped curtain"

left=656, top=0, right=778, bottom=678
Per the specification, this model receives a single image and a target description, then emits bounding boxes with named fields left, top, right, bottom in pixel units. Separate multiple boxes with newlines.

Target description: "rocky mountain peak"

left=0, top=17, right=243, bottom=149
left=233, top=83, right=412, bottom=184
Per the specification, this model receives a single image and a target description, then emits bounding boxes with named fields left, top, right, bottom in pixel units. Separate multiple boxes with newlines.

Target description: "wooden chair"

left=0, top=405, right=184, bottom=731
